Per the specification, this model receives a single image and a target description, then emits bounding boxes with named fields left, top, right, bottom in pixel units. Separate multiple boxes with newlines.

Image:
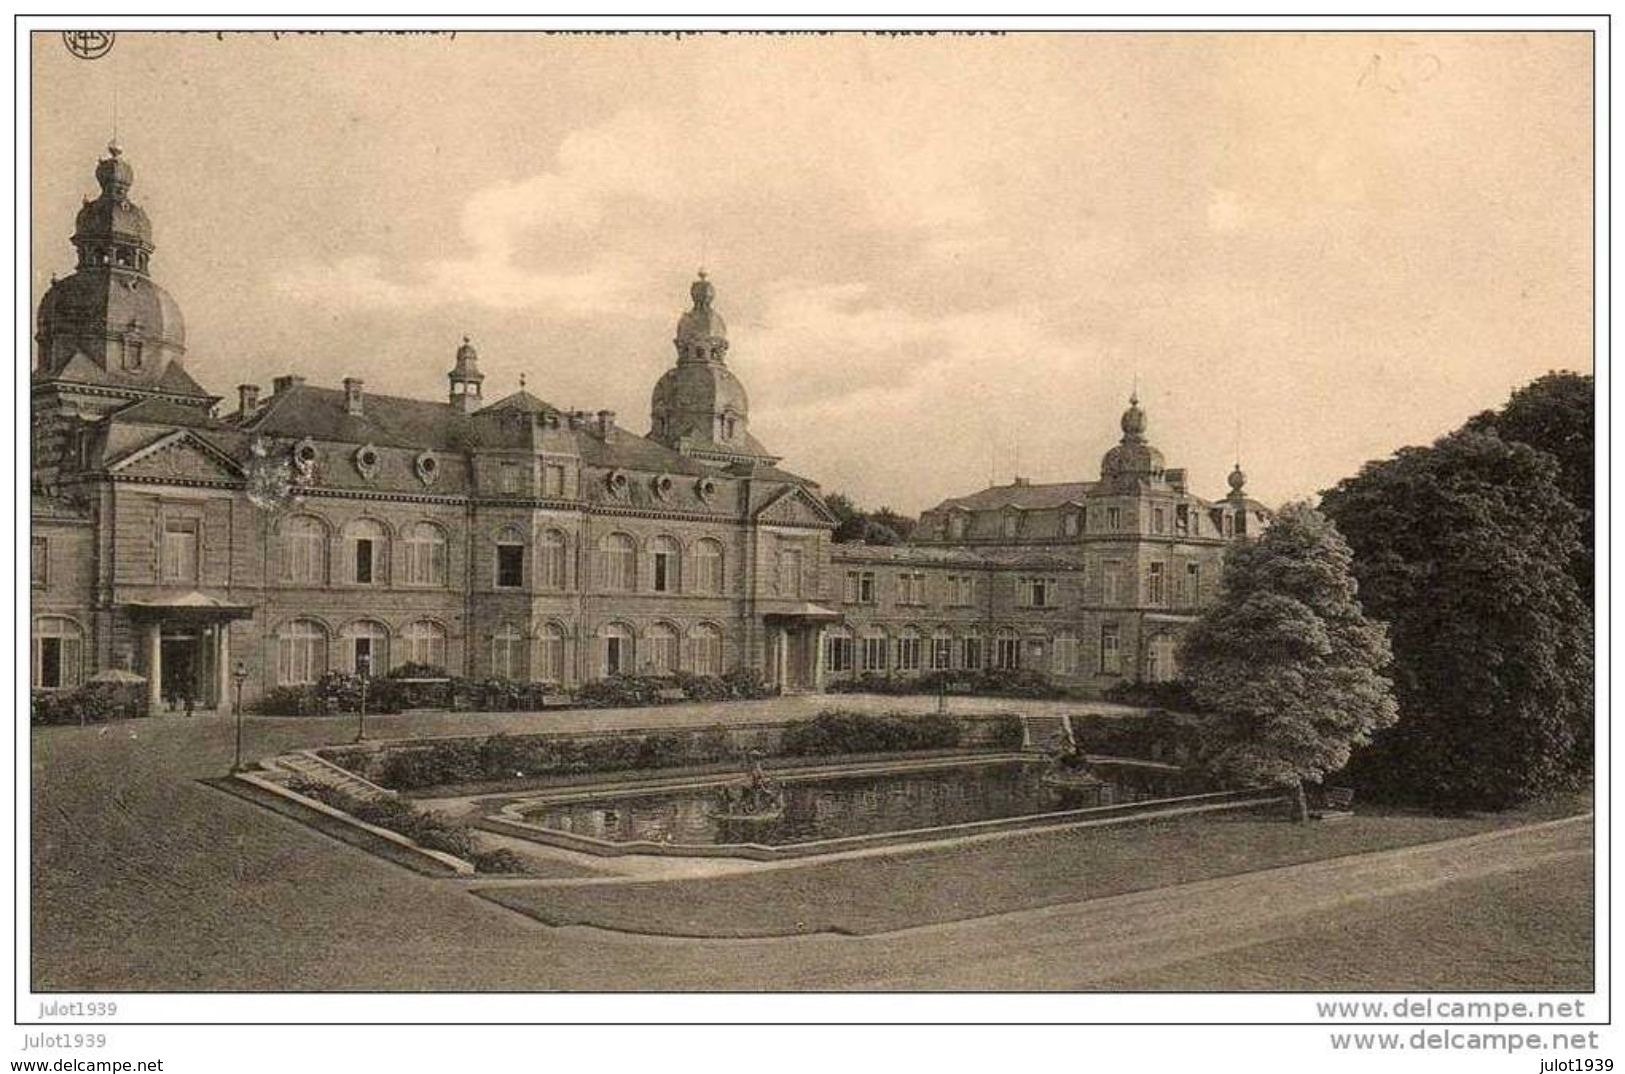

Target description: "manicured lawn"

left=479, top=793, right=1592, bottom=938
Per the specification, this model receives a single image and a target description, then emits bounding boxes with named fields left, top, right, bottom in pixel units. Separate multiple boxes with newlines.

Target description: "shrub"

left=1102, top=679, right=1198, bottom=711
left=720, top=666, right=775, bottom=700
left=468, top=848, right=530, bottom=875
left=250, top=685, right=322, bottom=716
left=780, top=710, right=961, bottom=756
left=987, top=713, right=1025, bottom=749
left=1071, top=710, right=1205, bottom=765
left=30, top=685, right=130, bottom=726
left=826, top=668, right=1073, bottom=700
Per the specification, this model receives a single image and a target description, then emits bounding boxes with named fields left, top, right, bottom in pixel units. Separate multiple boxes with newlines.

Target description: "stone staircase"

left=270, top=751, right=394, bottom=802
left=1020, top=714, right=1075, bottom=753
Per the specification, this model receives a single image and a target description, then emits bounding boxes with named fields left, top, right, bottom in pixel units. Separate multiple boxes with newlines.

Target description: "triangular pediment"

left=755, top=485, right=839, bottom=527
left=107, top=430, right=243, bottom=483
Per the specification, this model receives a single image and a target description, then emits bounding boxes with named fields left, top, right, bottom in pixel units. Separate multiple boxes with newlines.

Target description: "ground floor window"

left=1052, top=632, right=1078, bottom=676
left=402, top=620, right=447, bottom=669
left=1146, top=633, right=1177, bottom=683
left=691, top=624, right=723, bottom=677
left=896, top=632, right=923, bottom=672
left=32, top=616, right=83, bottom=689
left=960, top=636, right=983, bottom=671
left=861, top=633, right=888, bottom=672
left=535, top=625, right=567, bottom=683
left=825, top=632, right=854, bottom=674
left=492, top=624, right=524, bottom=680
left=1100, top=624, right=1122, bottom=675
left=342, top=620, right=389, bottom=676
left=930, top=634, right=953, bottom=671
left=646, top=623, right=679, bottom=675
left=602, top=624, right=633, bottom=677
left=278, top=618, right=326, bottom=685
left=995, top=633, right=1021, bottom=669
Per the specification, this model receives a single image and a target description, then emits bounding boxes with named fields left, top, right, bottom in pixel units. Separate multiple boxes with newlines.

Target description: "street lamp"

left=354, top=652, right=371, bottom=743
left=230, top=659, right=250, bottom=773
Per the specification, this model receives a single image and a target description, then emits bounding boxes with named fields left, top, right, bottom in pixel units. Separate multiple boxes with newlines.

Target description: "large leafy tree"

left=1179, top=502, right=1398, bottom=820
left=825, top=492, right=914, bottom=545
left=1320, top=429, right=1591, bottom=810
left=1465, top=371, right=1594, bottom=604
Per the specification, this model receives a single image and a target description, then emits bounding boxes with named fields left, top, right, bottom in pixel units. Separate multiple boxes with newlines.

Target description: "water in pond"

left=519, top=759, right=1200, bottom=847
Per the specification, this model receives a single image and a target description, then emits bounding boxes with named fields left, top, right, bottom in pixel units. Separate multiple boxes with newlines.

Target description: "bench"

left=655, top=687, right=688, bottom=704
left=1312, top=785, right=1356, bottom=821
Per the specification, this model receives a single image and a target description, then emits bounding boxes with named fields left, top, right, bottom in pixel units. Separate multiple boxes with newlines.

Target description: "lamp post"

left=230, top=659, right=249, bottom=773
left=355, top=652, right=371, bottom=743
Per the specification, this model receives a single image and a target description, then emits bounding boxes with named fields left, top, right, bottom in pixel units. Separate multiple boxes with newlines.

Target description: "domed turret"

left=674, top=269, right=728, bottom=364
left=650, top=272, right=774, bottom=463
left=449, top=335, right=484, bottom=412
left=1100, top=391, right=1166, bottom=489
left=35, top=145, right=187, bottom=383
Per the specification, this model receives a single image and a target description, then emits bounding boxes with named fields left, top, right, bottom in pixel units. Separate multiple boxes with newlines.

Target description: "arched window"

left=693, top=538, right=724, bottom=594
left=896, top=627, right=923, bottom=672
left=646, top=622, right=679, bottom=675
left=402, top=522, right=448, bottom=587
left=600, top=622, right=634, bottom=677
left=538, top=529, right=568, bottom=590
left=691, top=623, right=724, bottom=677
left=649, top=536, right=681, bottom=594
left=959, top=631, right=984, bottom=671
left=930, top=628, right=954, bottom=671
left=599, top=533, right=636, bottom=592
left=494, top=526, right=526, bottom=589
left=861, top=628, right=889, bottom=673
left=277, top=618, right=327, bottom=685
left=340, top=619, right=389, bottom=676
left=535, top=623, right=567, bottom=683
left=492, top=623, right=525, bottom=681
left=401, top=620, right=447, bottom=670
left=344, top=519, right=387, bottom=585
left=995, top=628, right=1021, bottom=670
left=281, top=515, right=327, bottom=584
left=32, top=616, right=83, bottom=689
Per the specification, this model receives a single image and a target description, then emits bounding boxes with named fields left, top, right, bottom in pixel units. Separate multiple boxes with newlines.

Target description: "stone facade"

left=29, top=146, right=1268, bottom=709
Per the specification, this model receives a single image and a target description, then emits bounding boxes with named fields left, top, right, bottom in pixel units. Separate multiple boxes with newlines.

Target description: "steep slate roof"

left=240, top=384, right=473, bottom=452
left=480, top=389, right=559, bottom=415
left=934, top=480, right=1099, bottom=512
left=107, top=396, right=222, bottom=429
left=32, top=351, right=214, bottom=400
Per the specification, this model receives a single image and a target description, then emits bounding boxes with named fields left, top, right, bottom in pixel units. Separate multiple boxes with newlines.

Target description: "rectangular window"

left=1106, top=506, right=1122, bottom=531
left=897, top=572, right=926, bottom=605
left=36, top=635, right=84, bottom=689
left=778, top=547, right=805, bottom=597
left=845, top=570, right=876, bottom=604
left=500, top=463, right=522, bottom=495
left=1019, top=577, right=1054, bottom=608
left=1186, top=562, right=1201, bottom=606
left=861, top=635, right=888, bottom=672
left=825, top=636, right=855, bottom=673
left=31, top=537, right=46, bottom=588
left=1176, top=504, right=1190, bottom=535
left=945, top=575, right=975, bottom=606
left=1101, top=625, right=1122, bottom=674
left=996, top=636, right=1021, bottom=669
left=496, top=545, right=525, bottom=588
left=931, top=637, right=953, bottom=671
left=961, top=636, right=983, bottom=671
left=354, top=539, right=375, bottom=584
left=653, top=551, right=673, bottom=593
left=1103, top=560, right=1123, bottom=604
left=542, top=463, right=566, bottom=498
left=1153, top=508, right=1166, bottom=535
left=1053, top=635, right=1078, bottom=675
left=1148, top=562, right=1166, bottom=605
left=896, top=636, right=923, bottom=672
left=162, top=519, right=199, bottom=583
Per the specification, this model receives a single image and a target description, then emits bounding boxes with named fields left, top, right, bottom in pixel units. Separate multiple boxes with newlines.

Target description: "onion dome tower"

left=649, top=271, right=776, bottom=464
left=1100, top=391, right=1167, bottom=491
left=35, top=143, right=188, bottom=385
left=448, top=336, right=485, bottom=413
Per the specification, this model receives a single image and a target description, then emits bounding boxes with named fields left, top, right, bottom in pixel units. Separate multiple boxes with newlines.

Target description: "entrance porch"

left=124, top=593, right=255, bottom=714
left=762, top=603, right=843, bottom=694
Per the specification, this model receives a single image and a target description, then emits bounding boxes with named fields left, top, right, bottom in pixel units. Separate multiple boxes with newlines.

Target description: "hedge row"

left=826, top=668, right=1076, bottom=700
left=285, top=777, right=527, bottom=875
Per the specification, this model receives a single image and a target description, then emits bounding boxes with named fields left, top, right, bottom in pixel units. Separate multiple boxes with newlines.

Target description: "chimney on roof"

left=596, top=410, right=615, bottom=437
left=1013, top=476, right=1030, bottom=487
left=343, top=377, right=364, bottom=416
left=272, top=374, right=304, bottom=394
left=237, top=383, right=260, bottom=418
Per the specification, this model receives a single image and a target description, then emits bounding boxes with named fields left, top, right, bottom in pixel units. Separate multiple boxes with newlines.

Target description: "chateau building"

left=30, top=146, right=1268, bottom=710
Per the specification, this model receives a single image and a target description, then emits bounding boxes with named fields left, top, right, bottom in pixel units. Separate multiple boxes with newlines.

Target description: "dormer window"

left=1003, top=513, right=1019, bottom=538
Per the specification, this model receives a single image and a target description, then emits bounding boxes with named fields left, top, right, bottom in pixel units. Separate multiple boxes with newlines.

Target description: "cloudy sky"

left=30, top=31, right=1592, bottom=512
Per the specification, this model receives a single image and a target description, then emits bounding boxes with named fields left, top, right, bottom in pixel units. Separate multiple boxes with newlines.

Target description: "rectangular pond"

left=513, top=757, right=1204, bottom=848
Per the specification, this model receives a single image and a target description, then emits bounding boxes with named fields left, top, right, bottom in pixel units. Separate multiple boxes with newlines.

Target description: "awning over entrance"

left=762, top=602, right=843, bottom=625
left=122, top=591, right=256, bottom=624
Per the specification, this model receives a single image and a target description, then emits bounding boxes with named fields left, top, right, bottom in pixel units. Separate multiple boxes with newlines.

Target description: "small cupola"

left=449, top=335, right=485, bottom=413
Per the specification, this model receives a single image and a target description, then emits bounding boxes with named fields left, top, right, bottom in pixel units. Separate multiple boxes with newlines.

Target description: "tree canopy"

left=1465, top=371, right=1593, bottom=603
left=1178, top=502, right=1398, bottom=803
left=1320, top=428, right=1592, bottom=810
left=825, top=492, right=916, bottom=545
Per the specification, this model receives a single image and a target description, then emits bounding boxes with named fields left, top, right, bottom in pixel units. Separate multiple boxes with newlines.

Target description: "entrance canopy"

left=122, top=591, right=256, bottom=625
left=762, top=602, right=843, bottom=626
